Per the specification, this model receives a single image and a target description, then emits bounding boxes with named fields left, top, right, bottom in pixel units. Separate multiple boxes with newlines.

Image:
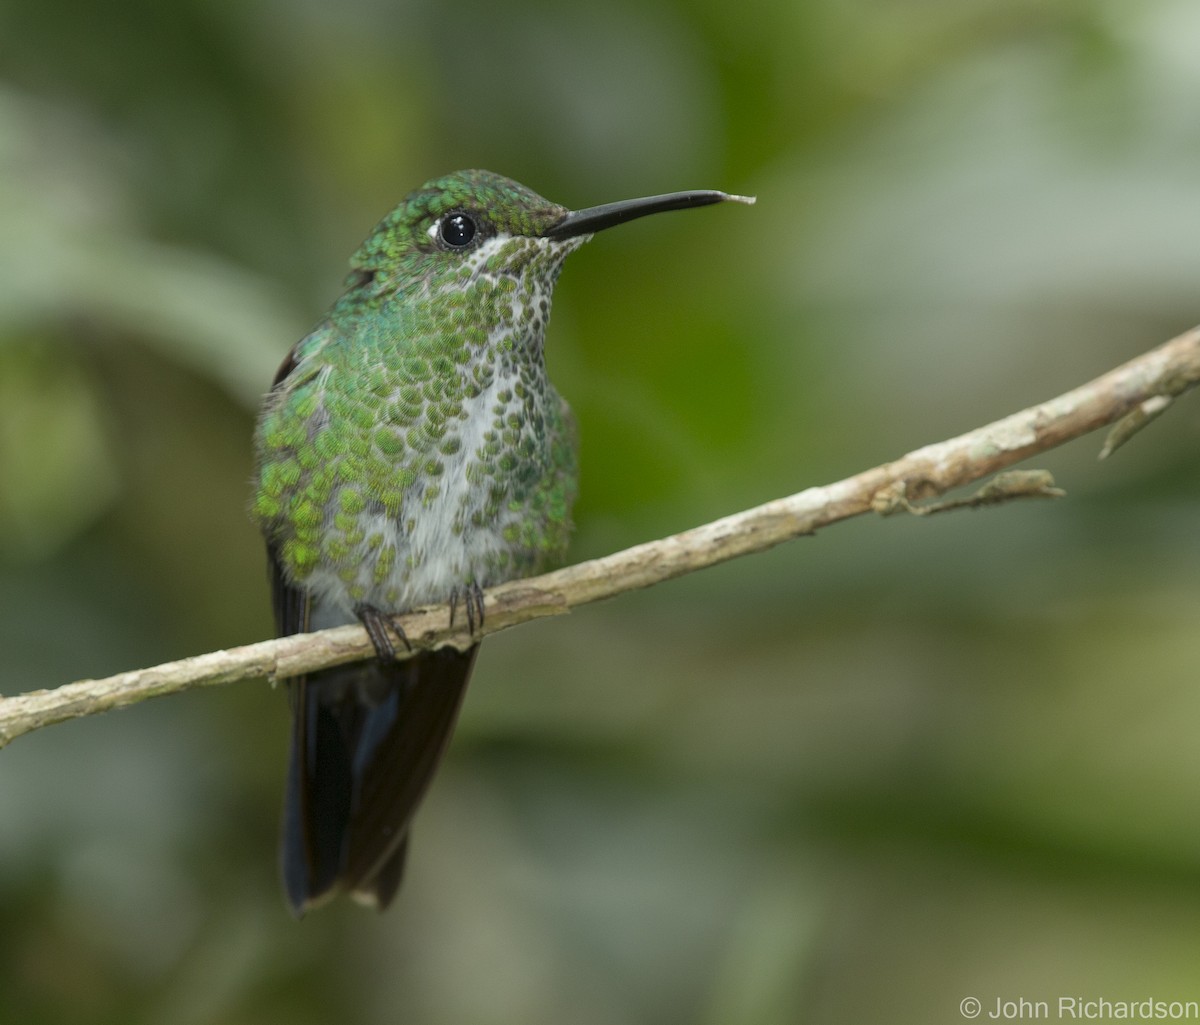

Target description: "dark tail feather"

left=281, top=645, right=478, bottom=915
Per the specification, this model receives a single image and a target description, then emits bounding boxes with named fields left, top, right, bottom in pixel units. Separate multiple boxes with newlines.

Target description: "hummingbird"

left=251, top=169, right=753, bottom=915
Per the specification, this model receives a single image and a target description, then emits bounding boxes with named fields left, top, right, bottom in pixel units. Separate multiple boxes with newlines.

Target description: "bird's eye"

left=438, top=213, right=477, bottom=249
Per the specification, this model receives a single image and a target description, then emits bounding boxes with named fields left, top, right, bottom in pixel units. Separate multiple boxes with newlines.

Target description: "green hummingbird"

left=251, top=169, right=752, bottom=914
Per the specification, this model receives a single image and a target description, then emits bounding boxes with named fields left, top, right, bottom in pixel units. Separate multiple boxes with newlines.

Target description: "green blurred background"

left=3, top=0, right=1200, bottom=1021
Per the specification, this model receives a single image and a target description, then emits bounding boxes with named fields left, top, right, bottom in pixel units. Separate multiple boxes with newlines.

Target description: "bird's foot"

left=448, top=582, right=486, bottom=637
left=355, top=603, right=412, bottom=662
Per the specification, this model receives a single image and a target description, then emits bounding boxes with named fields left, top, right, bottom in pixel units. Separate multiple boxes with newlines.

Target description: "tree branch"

left=3, top=325, right=1198, bottom=749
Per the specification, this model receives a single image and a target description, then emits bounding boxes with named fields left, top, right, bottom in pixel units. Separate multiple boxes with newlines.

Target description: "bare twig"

left=2, top=325, right=1198, bottom=749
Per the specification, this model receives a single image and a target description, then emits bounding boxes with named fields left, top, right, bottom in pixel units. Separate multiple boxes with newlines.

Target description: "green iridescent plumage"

left=250, top=169, right=751, bottom=914
left=253, top=171, right=580, bottom=611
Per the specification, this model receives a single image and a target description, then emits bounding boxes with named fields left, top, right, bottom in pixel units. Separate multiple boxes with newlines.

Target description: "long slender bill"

left=544, top=190, right=756, bottom=239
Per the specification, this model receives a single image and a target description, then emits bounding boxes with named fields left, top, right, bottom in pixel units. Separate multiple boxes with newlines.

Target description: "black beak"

left=543, top=189, right=754, bottom=240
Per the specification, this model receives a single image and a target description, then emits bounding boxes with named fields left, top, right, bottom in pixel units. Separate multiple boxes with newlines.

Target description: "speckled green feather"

left=252, top=170, right=582, bottom=617
left=252, top=170, right=751, bottom=913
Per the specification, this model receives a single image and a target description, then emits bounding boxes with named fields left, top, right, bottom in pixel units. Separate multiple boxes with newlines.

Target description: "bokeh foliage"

left=2, top=0, right=1200, bottom=1022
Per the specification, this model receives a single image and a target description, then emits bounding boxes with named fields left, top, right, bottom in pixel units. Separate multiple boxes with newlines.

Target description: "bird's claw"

left=449, top=582, right=486, bottom=637
left=355, top=603, right=412, bottom=662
